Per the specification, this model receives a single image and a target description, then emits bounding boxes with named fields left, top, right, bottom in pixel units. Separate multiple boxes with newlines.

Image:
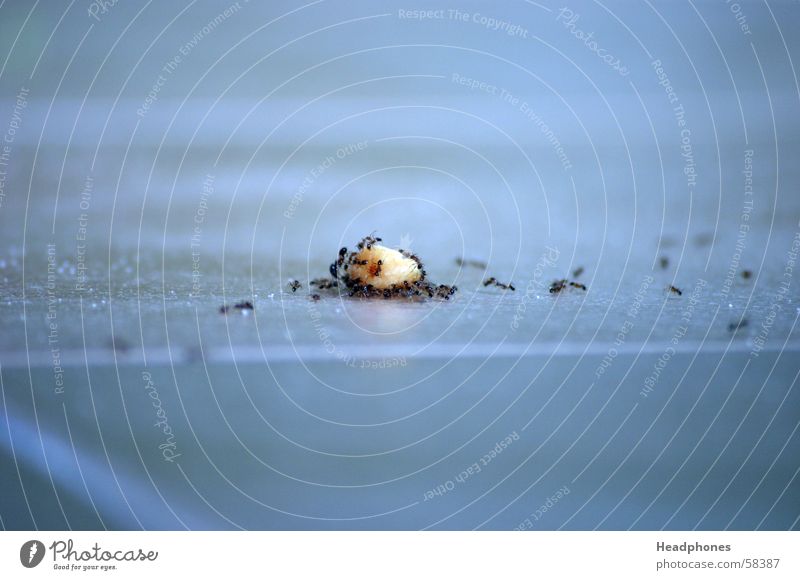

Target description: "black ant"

left=728, top=318, right=748, bottom=332
left=435, top=284, right=457, bottom=299
left=484, top=277, right=515, bottom=291
left=288, top=280, right=301, bottom=292
left=310, top=294, right=320, bottom=301
left=667, top=285, right=682, bottom=296
left=741, top=270, right=752, bottom=280
left=358, top=234, right=382, bottom=250
left=219, top=300, right=254, bottom=314
left=455, top=257, right=487, bottom=269
left=311, top=277, right=338, bottom=289
left=550, top=278, right=587, bottom=294
left=330, top=247, right=348, bottom=277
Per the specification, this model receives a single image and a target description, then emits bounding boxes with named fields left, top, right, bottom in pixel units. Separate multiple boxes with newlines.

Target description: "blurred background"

left=0, top=0, right=798, bottom=530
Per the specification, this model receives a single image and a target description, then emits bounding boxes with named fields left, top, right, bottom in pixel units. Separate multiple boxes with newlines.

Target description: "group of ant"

left=323, top=235, right=458, bottom=300
left=219, top=238, right=756, bottom=336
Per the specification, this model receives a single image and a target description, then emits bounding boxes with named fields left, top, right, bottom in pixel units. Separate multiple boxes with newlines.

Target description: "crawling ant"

left=548, top=275, right=587, bottom=295
left=310, top=294, right=321, bottom=301
left=219, top=300, right=254, bottom=314
left=741, top=270, right=752, bottom=280
left=694, top=232, right=713, bottom=247
left=483, top=277, right=515, bottom=291
left=667, top=285, right=683, bottom=296
left=107, top=336, right=130, bottom=353
left=435, top=284, right=457, bottom=299
left=357, top=234, right=382, bottom=250
left=311, top=277, right=338, bottom=289
left=728, top=318, right=748, bottom=332
left=455, top=257, right=488, bottom=269
left=330, top=247, right=348, bottom=277
left=288, top=280, right=301, bottom=292
left=572, top=266, right=584, bottom=278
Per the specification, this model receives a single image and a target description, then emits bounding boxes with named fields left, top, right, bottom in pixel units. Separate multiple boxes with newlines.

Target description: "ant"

left=434, top=284, right=457, bottom=299
left=288, top=280, right=302, bottom=292
left=310, top=294, right=321, bottom=301
left=483, top=277, right=515, bottom=291
left=330, top=247, right=348, bottom=277
left=741, top=270, right=752, bottom=280
left=572, top=266, right=584, bottom=278
left=311, top=278, right=338, bottom=289
left=667, top=285, right=683, bottom=296
left=455, top=257, right=488, bottom=269
left=357, top=234, right=382, bottom=250
left=219, top=300, right=254, bottom=314
left=549, top=277, right=587, bottom=295
left=728, top=318, right=748, bottom=332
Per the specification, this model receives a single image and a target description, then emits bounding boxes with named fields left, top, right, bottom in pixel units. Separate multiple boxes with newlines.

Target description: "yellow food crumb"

left=347, top=244, right=421, bottom=290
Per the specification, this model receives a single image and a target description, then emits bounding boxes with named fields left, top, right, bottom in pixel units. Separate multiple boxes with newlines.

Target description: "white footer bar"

left=1, top=532, right=797, bottom=579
